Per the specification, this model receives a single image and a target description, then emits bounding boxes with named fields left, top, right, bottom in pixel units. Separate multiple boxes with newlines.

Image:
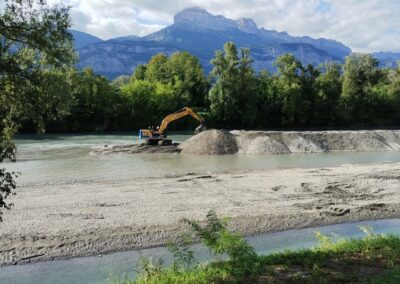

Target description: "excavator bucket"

left=195, top=123, right=206, bottom=134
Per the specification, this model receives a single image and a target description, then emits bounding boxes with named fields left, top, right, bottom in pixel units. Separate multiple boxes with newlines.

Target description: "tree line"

left=30, top=43, right=400, bottom=133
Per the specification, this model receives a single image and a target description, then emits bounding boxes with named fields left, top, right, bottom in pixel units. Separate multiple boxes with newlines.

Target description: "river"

left=2, top=133, right=400, bottom=283
left=1, top=218, right=400, bottom=284
left=5, top=132, right=400, bottom=184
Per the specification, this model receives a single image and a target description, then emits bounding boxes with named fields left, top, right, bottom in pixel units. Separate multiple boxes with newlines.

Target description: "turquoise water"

left=5, top=133, right=400, bottom=185
left=1, top=218, right=400, bottom=284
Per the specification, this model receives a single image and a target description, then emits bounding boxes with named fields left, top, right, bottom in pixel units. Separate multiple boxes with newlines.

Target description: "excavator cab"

left=138, top=107, right=206, bottom=146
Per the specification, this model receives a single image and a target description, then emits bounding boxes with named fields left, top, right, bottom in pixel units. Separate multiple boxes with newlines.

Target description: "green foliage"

left=125, top=266, right=229, bottom=284
left=132, top=65, right=147, bottom=81
left=209, top=42, right=259, bottom=127
left=0, top=127, right=17, bottom=221
left=185, top=210, right=258, bottom=277
left=340, top=54, right=386, bottom=125
left=0, top=0, right=75, bottom=220
left=126, top=218, right=400, bottom=284
left=22, top=42, right=400, bottom=133
left=166, top=234, right=196, bottom=272
left=145, top=53, right=170, bottom=83
left=185, top=210, right=228, bottom=253
left=137, top=254, right=164, bottom=279
left=0, top=0, right=75, bottom=131
left=168, top=52, right=209, bottom=107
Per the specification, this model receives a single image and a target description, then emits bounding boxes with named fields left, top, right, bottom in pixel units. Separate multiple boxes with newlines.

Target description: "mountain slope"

left=373, top=52, right=400, bottom=68
left=76, top=8, right=352, bottom=78
left=70, top=29, right=103, bottom=49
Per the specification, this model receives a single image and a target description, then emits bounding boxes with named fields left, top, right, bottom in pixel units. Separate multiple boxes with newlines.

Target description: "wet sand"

left=1, top=162, right=400, bottom=266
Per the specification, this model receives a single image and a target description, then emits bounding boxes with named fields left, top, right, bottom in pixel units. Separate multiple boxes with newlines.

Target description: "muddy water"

left=5, top=132, right=400, bottom=185
left=1, top=218, right=400, bottom=284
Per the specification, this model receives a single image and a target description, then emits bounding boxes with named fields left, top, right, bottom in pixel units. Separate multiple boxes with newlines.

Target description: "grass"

left=114, top=212, right=400, bottom=284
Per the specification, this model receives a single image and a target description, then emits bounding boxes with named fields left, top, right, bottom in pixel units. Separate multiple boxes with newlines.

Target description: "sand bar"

left=1, top=162, right=400, bottom=265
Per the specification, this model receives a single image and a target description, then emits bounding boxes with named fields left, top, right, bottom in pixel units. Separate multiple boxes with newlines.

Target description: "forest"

left=23, top=42, right=400, bottom=133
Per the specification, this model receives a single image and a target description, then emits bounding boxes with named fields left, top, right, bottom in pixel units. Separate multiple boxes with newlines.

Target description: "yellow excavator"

left=139, top=107, right=206, bottom=146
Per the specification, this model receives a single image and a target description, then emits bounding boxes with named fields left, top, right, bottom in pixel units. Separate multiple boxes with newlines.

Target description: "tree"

left=133, top=52, right=208, bottom=107
left=167, top=52, right=208, bottom=107
left=340, top=54, right=384, bottom=125
left=145, top=53, right=169, bottom=83
left=66, top=68, right=120, bottom=131
left=209, top=42, right=258, bottom=128
left=273, top=54, right=304, bottom=126
left=315, top=63, right=342, bottom=126
left=120, top=80, right=155, bottom=129
left=256, top=70, right=282, bottom=128
left=112, top=75, right=130, bottom=87
left=0, top=0, right=75, bottom=219
left=131, top=64, right=147, bottom=81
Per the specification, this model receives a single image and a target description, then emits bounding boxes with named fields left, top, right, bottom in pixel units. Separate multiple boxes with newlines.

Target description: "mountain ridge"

left=69, top=29, right=103, bottom=49
left=72, top=8, right=398, bottom=79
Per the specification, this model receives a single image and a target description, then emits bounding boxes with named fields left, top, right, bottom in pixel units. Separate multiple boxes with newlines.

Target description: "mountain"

left=76, top=7, right=353, bottom=78
left=372, top=52, right=400, bottom=68
left=69, top=29, right=103, bottom=49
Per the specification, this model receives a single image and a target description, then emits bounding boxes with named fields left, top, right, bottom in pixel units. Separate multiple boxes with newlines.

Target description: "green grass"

left=116, top=235, right=400, bottom=284
left=114, top=212, right=400, bottom=284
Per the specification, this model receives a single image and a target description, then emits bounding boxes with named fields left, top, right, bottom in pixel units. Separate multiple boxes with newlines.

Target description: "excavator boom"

left=138, top=107, right=206, bottom=145
left=158, top=107, right=204, bottom=134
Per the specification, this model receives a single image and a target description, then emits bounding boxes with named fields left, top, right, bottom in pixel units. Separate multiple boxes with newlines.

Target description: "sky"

left=50, top=0, right=400, bottom=53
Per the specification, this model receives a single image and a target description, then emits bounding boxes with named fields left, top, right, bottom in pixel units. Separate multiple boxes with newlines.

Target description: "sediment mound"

left=237, top=133, right=290, bottom=155
left=284, top=134, right=325, bottom=153
left=302, top=131, right=395, bottom=152
left=93, top=144, right=181, bottom=154
left=179, top=129, right=238, bottom=155
left=94, top=130, right=400, bottom=156
left=182, top=129, right=400, bottom=155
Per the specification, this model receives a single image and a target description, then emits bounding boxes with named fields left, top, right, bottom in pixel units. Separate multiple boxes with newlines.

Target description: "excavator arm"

left=158, top=107, right=205, bottom=135
left=138, top=107, right=206, bottom=143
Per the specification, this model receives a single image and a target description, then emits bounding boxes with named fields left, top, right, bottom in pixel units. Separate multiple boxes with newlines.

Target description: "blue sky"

left=51, top=0, right=400, bottom=53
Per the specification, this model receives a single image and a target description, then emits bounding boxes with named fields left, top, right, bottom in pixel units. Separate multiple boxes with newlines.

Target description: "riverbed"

left=1, top=133, right=400, bottom=271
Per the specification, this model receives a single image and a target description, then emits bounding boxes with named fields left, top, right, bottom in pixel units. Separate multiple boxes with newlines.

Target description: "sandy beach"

left=1, top=161, right=400, bottom=266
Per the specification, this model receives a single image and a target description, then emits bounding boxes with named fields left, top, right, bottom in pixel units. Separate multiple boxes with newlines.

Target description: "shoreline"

left=1, top=162, right=400, bottom=266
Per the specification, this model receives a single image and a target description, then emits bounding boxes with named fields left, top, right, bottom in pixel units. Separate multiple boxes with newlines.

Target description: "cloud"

left=53, top=0, right=400, bottom=52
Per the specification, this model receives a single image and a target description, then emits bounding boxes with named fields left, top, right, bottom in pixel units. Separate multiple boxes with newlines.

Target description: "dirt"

left=1, top=162, right=400, bottom=266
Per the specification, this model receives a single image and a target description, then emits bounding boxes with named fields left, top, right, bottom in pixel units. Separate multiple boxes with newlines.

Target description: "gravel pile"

left=94, top=130, right=400, bottom=156
left=237, top=133, right=290, bottom=155
left=179, top=129, right=400, bottom=155
left=179, top=129, right=238, bottom=155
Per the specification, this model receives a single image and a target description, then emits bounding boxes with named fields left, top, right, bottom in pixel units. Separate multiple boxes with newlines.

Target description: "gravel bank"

left=179, top=130, right=400, bottom=155
left=1, top=162, right=400, bottom=266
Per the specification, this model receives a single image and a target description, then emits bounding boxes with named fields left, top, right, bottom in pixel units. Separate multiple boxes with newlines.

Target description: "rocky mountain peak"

left=235, top=17, right=258, bottom=34
left=174, top=7, right=237, bottom=31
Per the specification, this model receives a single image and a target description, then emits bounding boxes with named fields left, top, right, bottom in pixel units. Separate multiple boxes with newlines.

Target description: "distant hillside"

left=69, top=29, right=103, bottom=49
left=373, top=52, right=400, bottom=68
left=75, top=8, right=355, bottom=79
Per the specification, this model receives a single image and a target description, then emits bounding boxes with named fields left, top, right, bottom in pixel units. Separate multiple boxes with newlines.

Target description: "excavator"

left=139, top=107, right=206, bottom=146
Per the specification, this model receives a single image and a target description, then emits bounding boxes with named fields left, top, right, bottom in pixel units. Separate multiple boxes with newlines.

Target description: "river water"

left=1, top=218, right=400, bottom=284
left=2, top=133, right=400, bottom=283
left=5, top=132, right=400, bottom=185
